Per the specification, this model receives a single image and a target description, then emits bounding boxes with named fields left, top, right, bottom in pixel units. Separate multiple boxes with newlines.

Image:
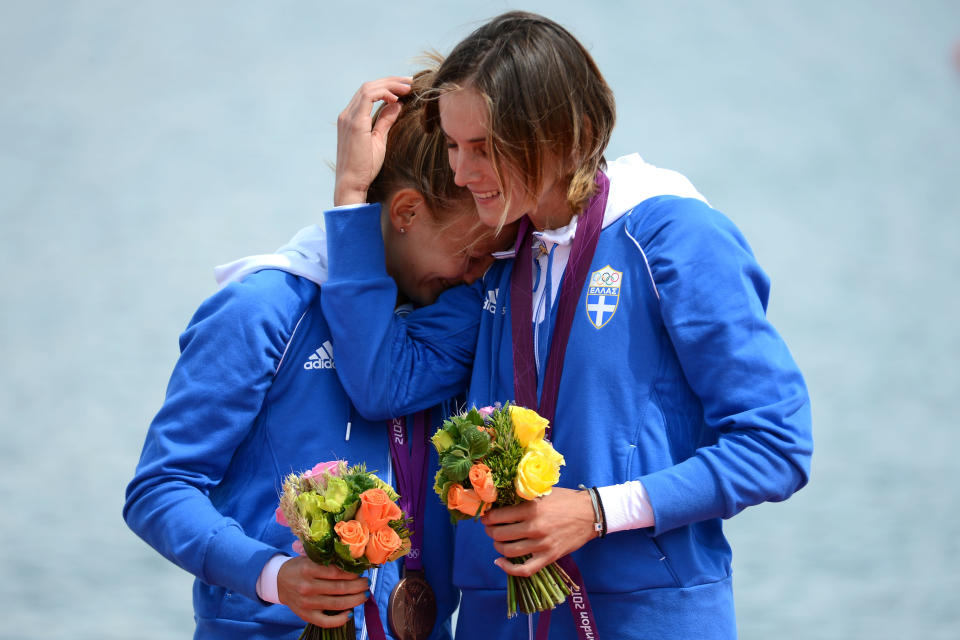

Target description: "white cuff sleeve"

left=256, top=554, right=294, bottom=605
left=596, top=480, right=655, bottom=533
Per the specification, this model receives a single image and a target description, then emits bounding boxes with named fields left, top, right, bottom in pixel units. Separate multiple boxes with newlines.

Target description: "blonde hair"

left=423, top=11, right=616, bottom=222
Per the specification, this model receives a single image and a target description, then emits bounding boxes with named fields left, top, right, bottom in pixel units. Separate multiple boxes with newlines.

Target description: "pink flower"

left=292, top=540, right=305, bottom=556
left=303, top=460, right=343, bottom=480
left=477, top=406, right=496, bottom=418
left=274, top=505, right=289, bottom=527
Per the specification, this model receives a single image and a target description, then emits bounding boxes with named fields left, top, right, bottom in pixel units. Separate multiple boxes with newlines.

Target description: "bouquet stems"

left=505, top=556, right=577, bottom=618
left=297, top=617, right=356, bottom=640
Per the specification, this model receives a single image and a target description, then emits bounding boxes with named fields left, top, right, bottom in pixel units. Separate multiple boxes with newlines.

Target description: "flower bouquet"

left=276, top=460, right=412, bottom=640
left=431, top=404, right=576, bottom=617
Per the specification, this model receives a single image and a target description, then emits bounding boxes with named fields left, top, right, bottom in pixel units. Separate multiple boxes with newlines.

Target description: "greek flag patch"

left=585, top=265, right=622, bottom=329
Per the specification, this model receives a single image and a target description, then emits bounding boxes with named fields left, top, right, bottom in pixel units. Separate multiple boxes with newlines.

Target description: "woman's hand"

left=333, top=77, right=412, bottom=207
left=277, top=556, right=370, bottom=628
left=481, top=487, right=598, bottom=577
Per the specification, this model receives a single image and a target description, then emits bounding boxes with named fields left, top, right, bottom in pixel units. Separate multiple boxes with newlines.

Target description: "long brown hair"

left=424, top=11, right=616, bottom=221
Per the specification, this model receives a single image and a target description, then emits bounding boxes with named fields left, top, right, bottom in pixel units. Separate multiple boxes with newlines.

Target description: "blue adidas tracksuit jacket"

left=318, top=159, right=812, bottom=639
left=123, top=265, right=459, bottom=640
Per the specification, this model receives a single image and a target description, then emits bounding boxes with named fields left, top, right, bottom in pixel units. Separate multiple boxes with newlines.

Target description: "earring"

left=400, top=227, right=406, bottom=234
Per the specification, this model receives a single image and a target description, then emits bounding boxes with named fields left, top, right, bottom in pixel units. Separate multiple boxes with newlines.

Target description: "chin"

left=476, top=208, right=507, bottom=229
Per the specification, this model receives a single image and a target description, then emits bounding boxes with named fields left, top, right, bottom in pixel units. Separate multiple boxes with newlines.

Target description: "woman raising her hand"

left=320, top=12, right=812, bottom=640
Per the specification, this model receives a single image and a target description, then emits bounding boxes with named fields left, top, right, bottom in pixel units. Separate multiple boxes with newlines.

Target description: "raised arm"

left=321, top=203, right=483, bottom=419
left=333, top=77, right=411, bottom=206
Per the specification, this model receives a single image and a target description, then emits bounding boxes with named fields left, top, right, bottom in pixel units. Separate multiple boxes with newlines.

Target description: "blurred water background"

left=1, top=1, right=958, bottom=638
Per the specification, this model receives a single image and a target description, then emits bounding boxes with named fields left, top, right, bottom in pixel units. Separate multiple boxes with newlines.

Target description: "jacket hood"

left=602, top=153, right=708, bottom=229
left=213, top=224, right=329, bottom=288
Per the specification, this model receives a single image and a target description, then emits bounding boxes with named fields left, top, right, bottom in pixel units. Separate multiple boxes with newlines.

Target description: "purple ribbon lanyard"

left=511, top=172, right=609, bottom=640
left=511, top=172, right=609, bottom=424
left=364, top=597, right=388, bottom=640
left=387, top=411, right=428, bottom=571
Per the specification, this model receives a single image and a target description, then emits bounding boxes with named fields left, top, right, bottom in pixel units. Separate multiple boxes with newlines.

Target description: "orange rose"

left=446, top=484, right=490, bottom=517
left=333, top=520, right=369, bottom=559
left=365, top=525, right=403, bottom=564
left=468, top=463, right=498, bottom=503
left=356, top=488, right=403, bottom=531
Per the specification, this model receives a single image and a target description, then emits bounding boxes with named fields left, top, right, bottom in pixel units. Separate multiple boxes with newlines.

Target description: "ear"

left=387, top=188, right=426, bottom=232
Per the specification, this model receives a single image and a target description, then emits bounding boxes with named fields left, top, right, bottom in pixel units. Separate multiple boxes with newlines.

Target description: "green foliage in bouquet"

left=279, top=462, right=411, bottom=573
left=276, top=461, right=416, bottom=640
left=430, top=404, right=576, bottom=618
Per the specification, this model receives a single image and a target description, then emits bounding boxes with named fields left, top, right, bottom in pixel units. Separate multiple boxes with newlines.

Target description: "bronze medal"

left=387, top=569, right=437, bottom=640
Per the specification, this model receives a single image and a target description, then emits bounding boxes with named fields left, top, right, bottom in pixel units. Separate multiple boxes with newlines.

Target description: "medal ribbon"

left=511, top=172, right=609, bottom=423
left=387, top=411, right=429, bottom=571
left=533, top=556, right=597, bottom=640
left=510, top=172, right=609, bottom=640
left=363, top=597, right=388, bottom=640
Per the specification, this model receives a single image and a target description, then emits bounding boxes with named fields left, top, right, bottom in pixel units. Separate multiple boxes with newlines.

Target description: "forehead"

left=438, top=87, right=488, bottom=139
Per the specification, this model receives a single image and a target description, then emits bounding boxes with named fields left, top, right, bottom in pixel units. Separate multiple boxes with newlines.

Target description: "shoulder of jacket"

left=622, top=196, right=739, bottom=252
left=188, top=269, right=320, bottom=339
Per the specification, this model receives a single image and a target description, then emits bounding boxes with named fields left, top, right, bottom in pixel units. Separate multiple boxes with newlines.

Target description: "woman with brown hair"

left=124, top=71, right=511, bottom=640
left=322, top=12, right=812, bottom=639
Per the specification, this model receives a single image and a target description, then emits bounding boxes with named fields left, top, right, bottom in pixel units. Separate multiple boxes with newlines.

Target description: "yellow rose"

left=526, top=438, right=565, bottom=466
left=508, top=406, right=549, bottom=448
left=514, top=440, right=565, bottom=500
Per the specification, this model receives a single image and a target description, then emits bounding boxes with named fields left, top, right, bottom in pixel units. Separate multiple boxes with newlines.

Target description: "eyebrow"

left=442, top=131, right=486, bottom=145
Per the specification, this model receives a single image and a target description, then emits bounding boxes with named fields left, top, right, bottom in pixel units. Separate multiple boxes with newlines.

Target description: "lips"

left=471, top=189, right=501, bottom=203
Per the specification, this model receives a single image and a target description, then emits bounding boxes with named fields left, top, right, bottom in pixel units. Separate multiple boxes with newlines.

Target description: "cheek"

left=433, top=242, right=470, bottom=276
left=408, top=239, right=456, bottom=279
left=433, top=254, right=464, bottom=277
left=492, top=191, right=528, bottom=226
left=506, top=177, right=531, bottom=205
left=478, top=157, right=497, bottom=181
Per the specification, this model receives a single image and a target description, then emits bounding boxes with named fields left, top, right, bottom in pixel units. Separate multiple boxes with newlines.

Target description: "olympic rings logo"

left=591, top=271, right=620, bottom=285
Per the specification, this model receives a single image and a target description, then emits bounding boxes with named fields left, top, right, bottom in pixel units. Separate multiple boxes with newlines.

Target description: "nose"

left=450, top=150, right=475, bottom=188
